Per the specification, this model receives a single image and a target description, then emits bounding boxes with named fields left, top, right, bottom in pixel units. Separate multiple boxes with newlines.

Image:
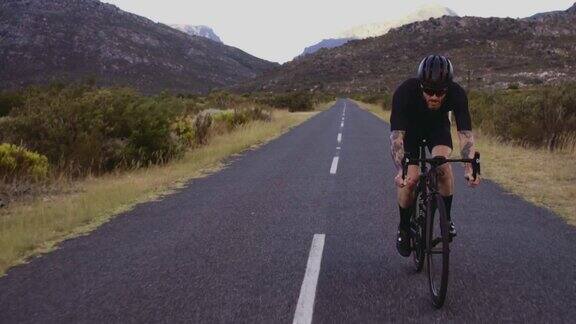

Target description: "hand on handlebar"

left=395, top=171, right=407, bottom=188
left=464, top=164, right=481, bottom=188
left=396, top=170, right=417, bottom=189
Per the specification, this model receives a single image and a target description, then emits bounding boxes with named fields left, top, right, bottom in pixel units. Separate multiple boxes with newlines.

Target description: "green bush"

left=0, top=91, right=24, bottom=117
left=351, top=92, right=392, bottom=110
left=0, top=84, right=281, bottom=178
left=212, top=104, right=271, bottom=132
left=0, top=143, right=49, bottom=182
left=469, top=84, right=576, bottom=150
left=259, top=92, right=314, bottom=112
left=0, top=85, right=193, bottom=175
left=204, top=91, right=248, bottom=110
left=507, top=83, right=520, bottom=90
left=193, top=113, right=213, bottom=145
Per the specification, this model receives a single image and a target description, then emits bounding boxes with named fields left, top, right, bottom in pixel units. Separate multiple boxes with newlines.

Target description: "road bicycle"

left=401, top=139, right=480, bottom=308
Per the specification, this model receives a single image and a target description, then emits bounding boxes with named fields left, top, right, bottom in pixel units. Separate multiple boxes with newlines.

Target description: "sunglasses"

left=421, top=86, right=448, bottom=97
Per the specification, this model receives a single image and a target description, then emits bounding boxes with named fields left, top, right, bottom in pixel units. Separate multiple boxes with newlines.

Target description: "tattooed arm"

left=458, top=130, right=481, bottom=186
left=390, top=130, right=406, bottom=172
left=457, top=130, right=475, bottom=159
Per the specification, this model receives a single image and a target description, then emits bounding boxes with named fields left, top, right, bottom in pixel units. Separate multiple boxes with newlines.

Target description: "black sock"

left=399, top=205, right=412, bottom=230
left=442, top=195, right=453, bottom=222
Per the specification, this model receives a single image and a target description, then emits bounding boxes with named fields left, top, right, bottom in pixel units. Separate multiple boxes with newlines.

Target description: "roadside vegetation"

left=252, top=91, right=335, bottom=112
left=354, top=83, right=576, bottom=225
left=0, top=84, right=331, bottom=275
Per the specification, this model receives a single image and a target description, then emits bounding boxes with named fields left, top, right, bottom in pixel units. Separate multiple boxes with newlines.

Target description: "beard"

left=426, top=98, right=442, bottom=109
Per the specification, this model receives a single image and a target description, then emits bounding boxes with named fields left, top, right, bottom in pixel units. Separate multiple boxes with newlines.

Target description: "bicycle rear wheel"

left=411, top=190, right=425, bottom=272
left=426, top=193, right=450, bottom=308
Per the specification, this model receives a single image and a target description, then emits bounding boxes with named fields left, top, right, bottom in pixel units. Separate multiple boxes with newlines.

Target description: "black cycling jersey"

left=390, top=78, right=471, bottom=154
left=390, top=78, right=472, bottom=133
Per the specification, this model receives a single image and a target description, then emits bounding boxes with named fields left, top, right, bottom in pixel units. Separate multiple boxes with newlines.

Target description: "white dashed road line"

left=330, top=156, right=339, bottom=174
left=337, top=133, right=342, bottom=143
left=293, top=234, right=326, bottom=324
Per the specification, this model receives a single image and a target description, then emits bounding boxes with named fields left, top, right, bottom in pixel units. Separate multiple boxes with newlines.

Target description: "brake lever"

left=472, top=152, right=481, bottom=181
left=465, top=152, right=481, bottom=182
left=402, top=156, right=409, bottom=180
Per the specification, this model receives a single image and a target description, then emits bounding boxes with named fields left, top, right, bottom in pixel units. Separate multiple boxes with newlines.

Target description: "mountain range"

left=2, top=0, right=576, bottom=95
left=239, top=3, right=576, bottom=94
left=299, top=5, right=457, bottom=57
left=0, top=0, right=277, bottom=94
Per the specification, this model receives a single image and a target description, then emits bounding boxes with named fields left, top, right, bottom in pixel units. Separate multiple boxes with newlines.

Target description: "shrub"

left=261, top=92, right=314, bottom=112
left=0, top=143, right=49, bottom=183
left=210, top=103, right=272, bottom=132
left=350, top=92, right=392, bottom=110
left=0, top=84, right=281, bottom=178
left=0, top=85, right=193, bottom=175
left=204, top=91, right=247, bottom=110
left=469, top=84, right=576, bottom=150
left=507, top=83, right=520, bottom=90
left=0, top=91, right=24, bottom=117
left=194, top=113, right=213, bottom=145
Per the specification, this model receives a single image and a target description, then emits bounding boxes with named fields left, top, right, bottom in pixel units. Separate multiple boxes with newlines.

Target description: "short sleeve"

left=390, top=85, right=409, bottom=131
left=451, top=85, right=472, bottom=131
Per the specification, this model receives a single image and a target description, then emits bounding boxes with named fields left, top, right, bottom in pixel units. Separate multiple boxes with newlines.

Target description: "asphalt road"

left=1, top=99, right=575, bottom=323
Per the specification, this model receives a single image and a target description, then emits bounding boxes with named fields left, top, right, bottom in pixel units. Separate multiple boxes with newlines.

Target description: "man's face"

left=422, top=88, right=447, bottom=110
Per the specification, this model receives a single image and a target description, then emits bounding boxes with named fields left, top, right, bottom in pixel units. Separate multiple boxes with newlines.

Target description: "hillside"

left=0, top=0, right=278, bottom=94
left=241, top=3, right=576, bottom=93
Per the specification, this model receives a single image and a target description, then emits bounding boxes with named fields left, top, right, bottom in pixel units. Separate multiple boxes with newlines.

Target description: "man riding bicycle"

left=389, top=55, right=481, bottom=257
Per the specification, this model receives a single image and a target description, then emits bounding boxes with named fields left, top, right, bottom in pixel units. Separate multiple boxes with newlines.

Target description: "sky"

left=103, top=0, right=575, bottom=63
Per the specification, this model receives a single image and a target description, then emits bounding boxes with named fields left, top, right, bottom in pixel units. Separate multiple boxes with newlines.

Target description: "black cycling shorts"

left=404, top=127, right=453, bottom=164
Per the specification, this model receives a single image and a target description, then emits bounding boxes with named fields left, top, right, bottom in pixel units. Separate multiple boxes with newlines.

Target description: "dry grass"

left=0, top=110, right=316, bottom=275
left=355, top=100, right=576, bottom=226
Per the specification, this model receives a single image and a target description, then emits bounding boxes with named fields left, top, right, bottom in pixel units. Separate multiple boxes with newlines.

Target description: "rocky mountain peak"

left=170, top=25, right=223, bottom=43
left=338, top=4, right=457, bottom=39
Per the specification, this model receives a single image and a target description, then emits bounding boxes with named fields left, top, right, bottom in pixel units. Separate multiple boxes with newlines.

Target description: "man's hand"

left=394, top=171, right=407, bottom=188
left=464, top=163, right=481, bottom=187
left=395, top=170, right=417, bottom=189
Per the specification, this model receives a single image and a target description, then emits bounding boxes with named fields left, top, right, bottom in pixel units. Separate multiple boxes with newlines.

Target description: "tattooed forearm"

left=458, top=131, right=475, bottom=159
left=390, top=130, right=405, bottom=172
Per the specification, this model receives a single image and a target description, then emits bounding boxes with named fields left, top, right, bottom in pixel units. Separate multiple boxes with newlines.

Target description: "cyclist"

left=389, top=55, right=481, bottom=257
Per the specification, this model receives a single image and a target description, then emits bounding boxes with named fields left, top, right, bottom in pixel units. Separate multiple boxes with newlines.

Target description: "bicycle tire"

left=411, top=190, right=425, bottom=272
left=426, top=193, right=450, bottom=308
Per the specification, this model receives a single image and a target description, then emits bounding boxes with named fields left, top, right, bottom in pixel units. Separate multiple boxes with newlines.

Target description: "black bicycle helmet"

left=417, top=55, right=454, bottom=89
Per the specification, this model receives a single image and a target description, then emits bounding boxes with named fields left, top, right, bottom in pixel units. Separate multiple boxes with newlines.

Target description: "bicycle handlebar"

left=402, top=152, right=481, bottom=181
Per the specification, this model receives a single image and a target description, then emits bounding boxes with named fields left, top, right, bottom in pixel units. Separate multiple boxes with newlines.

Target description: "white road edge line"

left=293, top=234, right=326, bottom=324
left=329, top=156, right=339, bottom=174
left=337, top=133, right=342, bottom=143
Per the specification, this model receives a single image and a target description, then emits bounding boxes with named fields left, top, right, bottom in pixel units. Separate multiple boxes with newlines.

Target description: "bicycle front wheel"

left=426, top=193, right=450, bottom=308
left=411, top=190, right=425, bottom=272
